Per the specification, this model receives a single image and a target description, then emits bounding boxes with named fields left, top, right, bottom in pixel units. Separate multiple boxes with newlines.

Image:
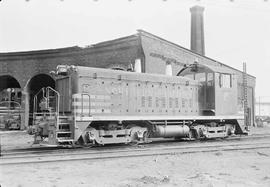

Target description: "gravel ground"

left=1, top=125, right=270, bottom=187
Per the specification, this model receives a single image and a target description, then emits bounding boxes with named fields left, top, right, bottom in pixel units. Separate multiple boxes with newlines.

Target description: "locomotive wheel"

left=197, top=129, right=208, bottom=140
left=188, top=129, right=195, bottom=140
left=130, top=126, right=141, bottom=142
left=128, top=126, right=148, bottom=144
left=227, top=127, right=232, bottom=136
left=189, top=128, right=205, bottom=140
left=188, top=129, right=201, bottom=140
left=142, top=131, right=151, bottom=143
left=197, top=129, right=205, bottom=140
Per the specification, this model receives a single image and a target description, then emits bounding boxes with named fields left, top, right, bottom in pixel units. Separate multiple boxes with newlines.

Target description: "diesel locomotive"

left=29, top=63, right=247, bottom=146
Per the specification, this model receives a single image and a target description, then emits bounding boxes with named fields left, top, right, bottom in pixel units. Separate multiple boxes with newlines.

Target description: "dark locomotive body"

left=30, top=64, right=247, bottom=146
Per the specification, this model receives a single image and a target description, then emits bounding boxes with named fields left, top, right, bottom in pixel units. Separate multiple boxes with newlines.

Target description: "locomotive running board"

left=75, top=115, right=244, bottom=122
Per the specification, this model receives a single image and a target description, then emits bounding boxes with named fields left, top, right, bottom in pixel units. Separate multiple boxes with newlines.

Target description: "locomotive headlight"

left=56, top=65, right=69, bottom=76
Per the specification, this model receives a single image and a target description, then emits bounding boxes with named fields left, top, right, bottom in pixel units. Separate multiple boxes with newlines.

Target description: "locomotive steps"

left=56, top=115, right=74, bottom=144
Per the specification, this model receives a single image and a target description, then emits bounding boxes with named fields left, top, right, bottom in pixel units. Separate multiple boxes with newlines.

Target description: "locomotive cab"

left=178, top=63, right=237, bottom=117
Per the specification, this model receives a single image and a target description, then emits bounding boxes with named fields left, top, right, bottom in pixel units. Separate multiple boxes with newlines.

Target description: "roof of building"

left=0, top=30, right=255, bottom=79
left=0, top=46, right=81, bottom=57
left=137, top=29, right=255, bottom=79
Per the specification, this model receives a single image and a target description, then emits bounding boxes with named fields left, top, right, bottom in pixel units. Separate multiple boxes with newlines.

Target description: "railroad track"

left=2, top=133, right=270, bottom=156
left=1, top=136, right=270, bottom=165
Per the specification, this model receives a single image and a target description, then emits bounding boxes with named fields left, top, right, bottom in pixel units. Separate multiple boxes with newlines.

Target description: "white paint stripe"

left=72, top=94, right=90, bottom=100
left=91, top=102, right=111, bottom=107
left=73, top=107, right=111, bottom=110
left=104, top=95, right=111, bottom=100
left=90, top=95, right=95, bottom=99
left=73, top=94, right=111, bottom=100
left=72, top=103, right=90, bottom=107
left=75, top=116, right=93, bottom=121
left=103, top=109, right=111, bottom=113
left=72, top=102, right=111, bottom=107
left=74, top=109, right=90, bottom=113
left=90, top=109, right=111, bottom=113
left=73, top=109, right=112, bottom=114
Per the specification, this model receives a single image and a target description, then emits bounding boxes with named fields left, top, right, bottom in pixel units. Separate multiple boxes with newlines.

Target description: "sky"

left=0, top=0, right=269, bottom=100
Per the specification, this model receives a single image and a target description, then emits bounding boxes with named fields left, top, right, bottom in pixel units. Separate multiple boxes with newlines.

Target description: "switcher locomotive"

left=29, top=63, right=247, bottom=146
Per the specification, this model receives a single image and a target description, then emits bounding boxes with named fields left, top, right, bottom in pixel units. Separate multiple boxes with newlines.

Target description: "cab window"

left=184, top=73, right=195, bottom=80
left=219, top=73, right=232, bottom=88
left=207, top=73, right=214, bottom=86
left=195, top=72, right=206, bottom=82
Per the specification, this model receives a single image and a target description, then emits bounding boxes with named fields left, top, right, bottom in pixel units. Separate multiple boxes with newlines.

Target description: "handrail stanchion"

left=45, top=86, right=60, bottom=130
left=81, top=94, right=83, bottom=117
left=81, top=94, right=91, bottom=117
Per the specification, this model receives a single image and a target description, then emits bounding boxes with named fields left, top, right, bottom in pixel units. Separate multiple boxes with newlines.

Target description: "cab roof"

left=177, top=63, right=234, bottom=76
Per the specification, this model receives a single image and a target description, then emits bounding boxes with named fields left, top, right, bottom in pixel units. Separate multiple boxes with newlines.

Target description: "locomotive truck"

left=29, top=63, right=247, bottom=146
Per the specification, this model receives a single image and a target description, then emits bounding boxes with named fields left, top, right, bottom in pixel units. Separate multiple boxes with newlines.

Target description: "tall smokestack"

left=190, top=5, right=205, bottom=56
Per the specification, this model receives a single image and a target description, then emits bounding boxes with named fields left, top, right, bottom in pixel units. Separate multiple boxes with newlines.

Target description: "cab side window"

left=219, top=73, right=232, bottom=88
left=207, top=73, right=214, bottom=86
left=195, top=72, right=206, bottom=83
left=184, top=73, right=195, bottom=80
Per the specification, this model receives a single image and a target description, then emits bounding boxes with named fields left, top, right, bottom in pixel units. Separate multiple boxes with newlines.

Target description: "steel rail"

left=2, top=133, right=270, bottom=156
left=1, top=141, right=270, bottom=166
left=1, top=133, right=270, bottom=157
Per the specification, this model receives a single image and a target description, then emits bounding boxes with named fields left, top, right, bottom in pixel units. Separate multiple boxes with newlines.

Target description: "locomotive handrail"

left=0, top=101, right=22, bottom=124
left=0, top=101, right=21, bottom=109
left=33, top=87, right=46, bottom=122
left=45, top=87, right=60, bottom=130
left=46, top=86, right=60, bottom=115
left=33, top=87, right=60, bottom=128
left=81, top=93, right=91, bottom=117
left=33, top=87, right=45, bottom=114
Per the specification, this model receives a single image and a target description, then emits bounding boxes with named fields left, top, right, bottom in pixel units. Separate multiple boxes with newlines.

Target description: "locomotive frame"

left=29, top=63, right=247, bottom=146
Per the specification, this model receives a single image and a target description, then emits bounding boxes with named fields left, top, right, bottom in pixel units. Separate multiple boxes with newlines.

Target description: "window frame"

left=219, top=73, right=232, bottom=88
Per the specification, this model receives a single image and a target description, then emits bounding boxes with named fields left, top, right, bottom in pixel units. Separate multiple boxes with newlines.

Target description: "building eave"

left=137, top=29, right=255, bottom=79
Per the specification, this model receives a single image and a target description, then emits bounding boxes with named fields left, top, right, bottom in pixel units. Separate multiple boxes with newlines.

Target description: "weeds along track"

left=1, top=135, right=270, bottom=165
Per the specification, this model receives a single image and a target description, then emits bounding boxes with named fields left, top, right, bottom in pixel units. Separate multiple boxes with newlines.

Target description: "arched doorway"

left=0, top=75, right=22, bottom=129
left=0, top=75, right=21, bottom=92
left=26, top=74, right=55, bottom=126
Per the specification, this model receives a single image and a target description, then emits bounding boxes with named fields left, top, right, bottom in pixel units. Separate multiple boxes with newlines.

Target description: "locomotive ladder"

left=243, top=62, right=249, bottom=130
left=45, top=87, right=74, bottom=144
left=33, top=87, right=74, bottom=144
